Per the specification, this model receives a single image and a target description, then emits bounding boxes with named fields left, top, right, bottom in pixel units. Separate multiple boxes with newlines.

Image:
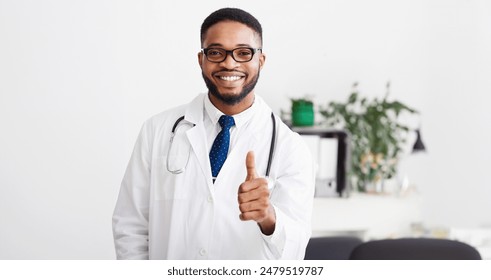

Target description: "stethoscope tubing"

left=168, top=112, right=276, bottom=177
left=265, top=112, right=275, bottom=177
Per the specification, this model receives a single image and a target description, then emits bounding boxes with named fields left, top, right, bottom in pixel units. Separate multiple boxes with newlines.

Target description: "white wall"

left=1, top=0, right=490, bottom=259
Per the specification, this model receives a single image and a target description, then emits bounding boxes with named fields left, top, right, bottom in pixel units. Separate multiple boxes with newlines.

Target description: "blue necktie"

left=209, top=115, right=235, bottom=179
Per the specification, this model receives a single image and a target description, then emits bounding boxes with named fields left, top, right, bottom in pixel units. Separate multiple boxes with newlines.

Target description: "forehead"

left=202, top=20, right=260, bottom=48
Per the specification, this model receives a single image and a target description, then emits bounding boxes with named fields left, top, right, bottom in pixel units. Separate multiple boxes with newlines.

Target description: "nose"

left=219, top=52, right=240, bottom=69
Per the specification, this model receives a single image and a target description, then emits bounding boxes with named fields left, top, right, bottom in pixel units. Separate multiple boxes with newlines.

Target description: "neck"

left=208, top=92, right=255, bottom=115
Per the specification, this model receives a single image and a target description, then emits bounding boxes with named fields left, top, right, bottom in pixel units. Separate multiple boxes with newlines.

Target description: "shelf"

left=311, top=193, right=423, bottom=240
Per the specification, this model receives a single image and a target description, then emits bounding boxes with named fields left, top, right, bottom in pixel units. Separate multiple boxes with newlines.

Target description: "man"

left=112, top=7, right=315, bottom=260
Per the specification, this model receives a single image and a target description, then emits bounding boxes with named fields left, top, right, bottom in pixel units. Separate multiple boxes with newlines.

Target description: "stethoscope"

left=166, top=112, right=277, bottom=177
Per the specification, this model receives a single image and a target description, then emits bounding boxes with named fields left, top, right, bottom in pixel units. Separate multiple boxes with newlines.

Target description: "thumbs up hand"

left=245, top=150, right=258, bottom=181
left=238, top=151, right=276, bottom=235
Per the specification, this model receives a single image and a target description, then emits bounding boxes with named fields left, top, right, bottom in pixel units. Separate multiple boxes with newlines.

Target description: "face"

left=198, top=21, right=265, bottom=110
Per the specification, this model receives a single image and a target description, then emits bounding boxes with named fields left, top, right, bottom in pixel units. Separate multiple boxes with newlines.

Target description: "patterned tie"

left=209, top=115, right=235, bottom=179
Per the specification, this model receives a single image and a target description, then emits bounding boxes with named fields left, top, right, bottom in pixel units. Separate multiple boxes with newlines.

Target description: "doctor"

left=112, top=7, right=315, bottom=259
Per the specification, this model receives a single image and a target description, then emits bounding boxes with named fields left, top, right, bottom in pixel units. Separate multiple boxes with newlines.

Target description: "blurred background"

left=1, top=0, right=490, bottom=259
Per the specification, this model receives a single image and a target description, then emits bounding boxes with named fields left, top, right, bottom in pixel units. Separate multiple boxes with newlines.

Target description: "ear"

left=198, top=51, right=203, bottom=69
left=259, top=52, right=266, bottom=70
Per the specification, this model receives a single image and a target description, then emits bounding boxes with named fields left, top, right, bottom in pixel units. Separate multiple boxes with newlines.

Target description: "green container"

left=291, top=100, right=314, bottom=126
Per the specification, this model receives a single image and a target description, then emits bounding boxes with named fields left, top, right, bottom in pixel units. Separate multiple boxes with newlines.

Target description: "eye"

left=206, top=49, right=224, bottom=57
left=235, top=49, right=252, bottom=57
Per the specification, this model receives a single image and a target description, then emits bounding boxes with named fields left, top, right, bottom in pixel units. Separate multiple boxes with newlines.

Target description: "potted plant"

left=320, top=82, right=418, bottom=192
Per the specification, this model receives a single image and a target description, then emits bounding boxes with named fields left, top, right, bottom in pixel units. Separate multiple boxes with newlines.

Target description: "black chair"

left=349, top=238, right=481, bottom=260
left=304, top=236, right=363, bottom=260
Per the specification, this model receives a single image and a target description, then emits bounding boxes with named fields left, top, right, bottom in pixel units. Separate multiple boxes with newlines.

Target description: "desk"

left=311, top=193, right=423, bottom=240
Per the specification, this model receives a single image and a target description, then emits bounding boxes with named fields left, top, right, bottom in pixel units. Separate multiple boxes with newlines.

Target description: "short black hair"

left=200, top=8, right=262, bottom=47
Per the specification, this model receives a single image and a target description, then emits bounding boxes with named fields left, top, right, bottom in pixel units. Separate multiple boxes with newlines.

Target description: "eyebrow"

left=205, top=43, right=253, bottom=48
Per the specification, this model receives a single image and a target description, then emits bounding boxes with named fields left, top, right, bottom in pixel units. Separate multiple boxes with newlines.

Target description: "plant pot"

left=292, top=101, right=314, bottom=126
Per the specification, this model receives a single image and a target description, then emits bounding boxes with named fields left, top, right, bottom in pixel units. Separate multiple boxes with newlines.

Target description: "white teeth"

left=219, top=76, right=242, bottom=81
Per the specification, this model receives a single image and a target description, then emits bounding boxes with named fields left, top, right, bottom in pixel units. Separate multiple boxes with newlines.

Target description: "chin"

left=203, top=71, right=259, bottom=106
left=217, top=89, right=242, bottom=97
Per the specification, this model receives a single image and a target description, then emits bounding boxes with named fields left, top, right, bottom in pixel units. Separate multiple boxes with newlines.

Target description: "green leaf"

left=348, top=92, right=358, bottom=104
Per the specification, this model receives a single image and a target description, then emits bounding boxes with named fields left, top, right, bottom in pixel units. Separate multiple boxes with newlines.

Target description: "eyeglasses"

left=201, top=47, right=262, bottom=63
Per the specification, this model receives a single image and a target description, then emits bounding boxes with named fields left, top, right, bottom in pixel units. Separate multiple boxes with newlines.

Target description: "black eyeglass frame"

left=201, top=47, right=262, bottom=63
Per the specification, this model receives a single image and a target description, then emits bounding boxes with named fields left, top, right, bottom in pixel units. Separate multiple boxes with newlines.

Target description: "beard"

left=202, top=69, right=260, bottom=105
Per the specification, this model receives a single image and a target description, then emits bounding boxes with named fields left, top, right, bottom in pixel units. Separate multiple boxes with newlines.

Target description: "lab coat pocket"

left=152, top=155, right=189, bottom=200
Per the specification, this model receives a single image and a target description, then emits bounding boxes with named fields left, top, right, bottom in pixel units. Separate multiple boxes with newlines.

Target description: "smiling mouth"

left=214, top=71, right=246, bottom=83
left=218, top=75, right=243, bottom=81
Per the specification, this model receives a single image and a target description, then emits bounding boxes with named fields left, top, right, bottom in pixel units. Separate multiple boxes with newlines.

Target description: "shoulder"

left=141, top=97, right=196, bottom=137
left=275, top=119, right=312, bottom=162
left=277, top=121, right=308, bottom=148
left=146, top=104, right=187, bottom=128
left=144, top=93, right=205, bottom=131
left=255, top=94, right=310, bottom=153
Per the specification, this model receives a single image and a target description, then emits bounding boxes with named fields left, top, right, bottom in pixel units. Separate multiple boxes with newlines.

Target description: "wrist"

left=258, top=207, right=276, bottom=235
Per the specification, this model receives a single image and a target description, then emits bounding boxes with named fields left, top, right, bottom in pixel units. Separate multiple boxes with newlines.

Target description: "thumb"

left=245, top=151, right=258, bottom=181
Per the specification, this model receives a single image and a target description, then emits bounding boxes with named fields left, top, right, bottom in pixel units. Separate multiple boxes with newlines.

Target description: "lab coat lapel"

left=213, top=128, right=259, bottom=186
left=184, top=94, right=214, bottom=190
left=213, top=102, right=268, bottom=185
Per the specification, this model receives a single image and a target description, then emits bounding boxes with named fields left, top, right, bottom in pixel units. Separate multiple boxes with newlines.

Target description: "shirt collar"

left=204, top=94, right=257, bottom=129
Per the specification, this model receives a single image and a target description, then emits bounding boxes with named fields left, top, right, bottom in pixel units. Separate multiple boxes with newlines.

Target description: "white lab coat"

left=112, top=94, right=315, bottom=259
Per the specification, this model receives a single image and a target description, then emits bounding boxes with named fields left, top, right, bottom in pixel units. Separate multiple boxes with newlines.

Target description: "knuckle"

left=253, top=178, right=268, bottom=187
left=258, top=178, right=268, bottom=185
left=261, top=198, right=269, bottom=208
left=239, top=204, right=247, bottom=213
left=257, top=189, right=269, bottom=200
left=238, top=182, right=247, bottom=193
left=259, top=209, right=268, bottom=218
left=241, top=212, right=252, bottom=221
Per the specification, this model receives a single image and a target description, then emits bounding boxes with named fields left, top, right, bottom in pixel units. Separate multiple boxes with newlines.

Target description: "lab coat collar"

left=203, top=93, right=258, bottom=131
left=186, top=93, right=267, bottom=137
left=183, top=93, right=271, bottom=188
left=183, top=94, right=205, bottom=125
